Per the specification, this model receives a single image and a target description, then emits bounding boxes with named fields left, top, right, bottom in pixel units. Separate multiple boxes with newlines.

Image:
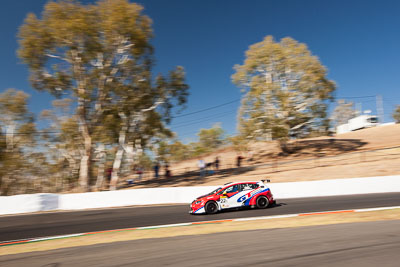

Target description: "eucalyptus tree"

left=232, top=36, right=336, bottom=152
left=330, top=99, right=357, bottom=129
left=108, top=66, right=188, bottom=190
left=0, top=89, right=36, bottom=195
left=18, top=0, right=188, bottom=191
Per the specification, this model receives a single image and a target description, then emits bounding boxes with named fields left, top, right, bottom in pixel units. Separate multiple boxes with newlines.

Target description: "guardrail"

left=1, top=175, right=400, bottom=215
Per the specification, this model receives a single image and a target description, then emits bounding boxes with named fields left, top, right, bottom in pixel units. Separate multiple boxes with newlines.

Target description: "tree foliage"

left=197, top=123, right=225, bottom=150
left=40, top=99, right=82, bottom=188
left=232, top=36, right=335, bottom=149
left=330, top=99, right=357, bottom=128
left=155, top=124, right=226, bottom=163
left=156, top=139, right=190, bottom=163
left=393, top=105, right=400, bottom=123
left=0, top=89, right=37, bottom=195
left=228, top=135, right=248, bottom=152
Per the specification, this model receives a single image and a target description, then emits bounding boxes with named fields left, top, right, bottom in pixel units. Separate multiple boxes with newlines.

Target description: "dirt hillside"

left=126, top=123, right=400, bottom=188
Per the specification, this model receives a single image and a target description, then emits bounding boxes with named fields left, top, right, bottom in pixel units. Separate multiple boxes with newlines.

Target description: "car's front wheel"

left=205, top=201, right=218, bottom=214
left=256, top=196, right=269, bottom=209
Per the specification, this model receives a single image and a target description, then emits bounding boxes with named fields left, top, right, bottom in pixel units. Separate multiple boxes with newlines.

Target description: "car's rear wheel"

left=256, top=196, right=269, bottom=209
left=205, top=201, right=218, bottom=214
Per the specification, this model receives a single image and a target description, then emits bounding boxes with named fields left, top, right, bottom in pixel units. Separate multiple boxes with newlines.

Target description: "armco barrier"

left=1, top=176, right=400, bottom=215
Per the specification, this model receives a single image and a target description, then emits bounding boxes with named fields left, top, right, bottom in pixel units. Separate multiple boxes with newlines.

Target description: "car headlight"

left=195, top=200, right=202, bottom=204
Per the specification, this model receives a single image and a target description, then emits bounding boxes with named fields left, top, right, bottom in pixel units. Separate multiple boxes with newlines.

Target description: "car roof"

left=222, top=181, right=261, bottom=188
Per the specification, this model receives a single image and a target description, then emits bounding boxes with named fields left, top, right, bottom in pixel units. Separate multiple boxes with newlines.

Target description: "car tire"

left=205, top=201, right=218, bottom=214
left=256, top=196, right=269, bottom=209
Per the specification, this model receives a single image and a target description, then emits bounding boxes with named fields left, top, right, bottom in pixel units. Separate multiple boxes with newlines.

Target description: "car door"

left=226, top=184, right=249, bottom=208
left=219, top=184, right=240, bottom=209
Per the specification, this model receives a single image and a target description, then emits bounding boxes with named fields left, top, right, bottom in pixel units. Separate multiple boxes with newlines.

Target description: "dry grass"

left=1, top=208, right=400, bottom=256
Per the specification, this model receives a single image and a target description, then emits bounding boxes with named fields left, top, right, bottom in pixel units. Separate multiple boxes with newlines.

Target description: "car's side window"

left=242, top=183, right=258, bottom=190
left=225, top=184, right=239, bottom=193
left=241, top=183, right=251, bottom=191
left=250, top=183, right=259, bottom=189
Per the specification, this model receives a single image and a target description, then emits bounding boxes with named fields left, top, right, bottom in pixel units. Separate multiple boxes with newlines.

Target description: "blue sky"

left=1, top=0, right=400, bottom=143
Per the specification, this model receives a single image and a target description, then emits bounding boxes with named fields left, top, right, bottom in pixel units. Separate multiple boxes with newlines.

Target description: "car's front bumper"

left=189, top=206, right=206, bottom=215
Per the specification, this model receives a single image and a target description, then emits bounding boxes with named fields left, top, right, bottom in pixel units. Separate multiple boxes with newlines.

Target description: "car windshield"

left=208, top=187, right=222, bottom=195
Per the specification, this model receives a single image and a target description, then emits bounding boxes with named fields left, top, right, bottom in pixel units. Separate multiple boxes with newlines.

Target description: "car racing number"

left=220, top=196, right=229, bottom=208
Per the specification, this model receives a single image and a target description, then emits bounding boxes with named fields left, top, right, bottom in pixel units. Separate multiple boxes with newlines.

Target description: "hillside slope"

left=128, top=124, right=400, bottom=188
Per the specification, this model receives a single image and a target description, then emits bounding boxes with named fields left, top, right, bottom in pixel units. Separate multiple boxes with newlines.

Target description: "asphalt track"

left=1, top=220, right=400, bottom=266
left=1, top=192, right=400, bottom=242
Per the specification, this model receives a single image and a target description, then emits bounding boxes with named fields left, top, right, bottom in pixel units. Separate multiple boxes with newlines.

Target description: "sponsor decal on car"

left=220, top=196, right=229, bottom=208
left=237, top=188, right=264, bottom=203
left=237, top=195, right=247, bottom=202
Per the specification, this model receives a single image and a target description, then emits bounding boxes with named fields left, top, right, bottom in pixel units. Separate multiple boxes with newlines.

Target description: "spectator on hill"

left=215, top=156, right=220, bottom=170
left=165, top=164, right=171, bottom=178
left=206, top=162, right=214, bottom=175
left=106, top=167, right=112, bottom=184
left=136, top=166, right=143, bottom=182
left=236, top=155, right=244, bottom=168
left=198, top=159, right=206, bottom=178
left=153, top=162, right=160, bottom=179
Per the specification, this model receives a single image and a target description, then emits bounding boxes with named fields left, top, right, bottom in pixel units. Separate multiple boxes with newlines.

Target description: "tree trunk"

left=71, top=156, right=80, bottom=179
left=95, top=148, right=106, bottom=190
left=61, top=150, right=80, bottom=181
left=109, top=113, right=128, bottom=190
left=95, top=159, right=106, bottom=190
left=77, top=93, right=92, bottom=191
left=74, top=48, right=92, bottom=190
left=78, top=131, right=92, bottom=191
left=123, top=143, right=137, bottom=171
left=109, top=147, right=124, bottom=190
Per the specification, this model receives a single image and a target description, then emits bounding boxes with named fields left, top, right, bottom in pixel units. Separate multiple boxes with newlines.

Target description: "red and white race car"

left=190, top=180, right=275, bottom=214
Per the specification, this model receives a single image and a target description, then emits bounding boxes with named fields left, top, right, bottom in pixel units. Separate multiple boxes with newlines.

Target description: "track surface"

left=1, top=220, right=400, bottom=266
left=1, top=192, right=400, bottom=242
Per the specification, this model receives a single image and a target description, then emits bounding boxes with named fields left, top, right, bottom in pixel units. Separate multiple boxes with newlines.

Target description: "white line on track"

left=1, top=205, right=400, bottom=247
left=234, top=214, right=297, bottom=221
left=354, top=206, right=400, bottom=212
left=137, top=223, right=192, bottom=230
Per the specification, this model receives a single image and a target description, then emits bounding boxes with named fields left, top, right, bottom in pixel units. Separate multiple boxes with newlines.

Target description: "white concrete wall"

left=0, top=193, right=59, bottom=215
left=58, top=186, right=215, bottom=210
left=1, top=176, right=400, bottom=215
left=268, top=175, right=400, bottom=199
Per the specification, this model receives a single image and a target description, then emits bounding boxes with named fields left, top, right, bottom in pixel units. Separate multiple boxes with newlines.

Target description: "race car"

left=189, top=180, right=275, bottom=214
